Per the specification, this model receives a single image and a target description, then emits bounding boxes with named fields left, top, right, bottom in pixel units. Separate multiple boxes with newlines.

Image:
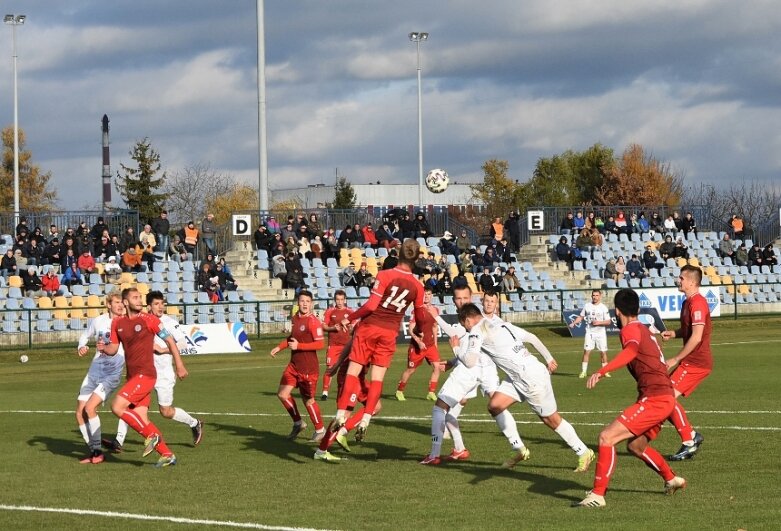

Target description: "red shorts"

left=325, top=344, right=348, bottom=367
left=337, top=363, right=369, bottom=404
left=407, top=345, right=440, bottom=369
left=670, top=363, right=712, bottom=397
left=117, top=374, right=156, bottom=408
left=618, top=395, right=676, bottom=440
left=280, top=363, right=319, bottom=400
left=349, top=325, right=399, bottom=368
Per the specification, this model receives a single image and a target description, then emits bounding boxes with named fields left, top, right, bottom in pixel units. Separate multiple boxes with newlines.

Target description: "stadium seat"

left=119, top=272, right=134, bottom=284
left=8, top=275, right=22, bottom=289
left=181, top=261, right=195, bottom=273
left=167, top=260, right=180, bottom=273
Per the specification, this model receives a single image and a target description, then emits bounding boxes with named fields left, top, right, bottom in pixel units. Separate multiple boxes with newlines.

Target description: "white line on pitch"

left=0, top=504, right=335, bottom=531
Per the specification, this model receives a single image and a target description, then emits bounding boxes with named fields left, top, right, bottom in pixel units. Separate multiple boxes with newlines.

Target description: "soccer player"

left=107, top=291, right=204, bottom=451
left=320, top=289, right=353, bottom=401
left=270, top=289, right=326, bottom=441
left=75, top=292, right=126, bottom=464
left=660, top=264, right=711, bottom=460
left=395, top=286, right=441, bottom=402
left=331, top=238, right=427, bottom=441
left=575, top=288, right=686, bottom=508
left=568, top=290, right=612, bottom=378
left=421, top=288, right=527, bottom=465
left=102, top=288, right=187, bottom=467
left=453, top=303, right=595, bottom=472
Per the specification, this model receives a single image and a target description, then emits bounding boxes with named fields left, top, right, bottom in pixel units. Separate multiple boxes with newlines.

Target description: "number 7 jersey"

left=359, top=267, right=424, bottom=330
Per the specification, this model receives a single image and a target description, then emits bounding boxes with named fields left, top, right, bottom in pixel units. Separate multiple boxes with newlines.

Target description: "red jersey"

left=324, top=306, right=353, bottom=346
left=680, top=292, right=713, bottom=369
left=410, top=305, right=439, bottom=352
left=351, top=267, right=424, bottom=330
left=620, top=321, right=674, bottom=400
left=110, top=313, right=166, bottom=379
left=289, top=312, right=324, bottom=374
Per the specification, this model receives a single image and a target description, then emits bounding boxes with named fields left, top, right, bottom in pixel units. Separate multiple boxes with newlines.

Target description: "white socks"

left=555, top=418, right=588, bottom=455
left=87, top=416, right=102, bottom=451
left=430, top=405, right=447, bottom=458
left=78, top=423, right=90, bottom=445
left=173, top=407, right=198, bottom=428
left=115, top=419, right=128, bottom=446
left=494, top=409, right=525, bottom=451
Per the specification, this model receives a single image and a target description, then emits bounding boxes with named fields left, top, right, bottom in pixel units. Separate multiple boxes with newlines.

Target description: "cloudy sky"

left=1, top=0, right=780, bottom=210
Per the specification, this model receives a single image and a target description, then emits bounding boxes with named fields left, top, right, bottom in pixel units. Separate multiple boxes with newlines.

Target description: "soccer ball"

left=425, top=168, right=449, bottom=194
left=19, top=354, right=29, bottom=363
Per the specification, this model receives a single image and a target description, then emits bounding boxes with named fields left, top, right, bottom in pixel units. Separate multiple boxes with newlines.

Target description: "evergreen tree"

left=333, top=176, right=357, bottom=209
left=116, top=138, right=169, bottom=223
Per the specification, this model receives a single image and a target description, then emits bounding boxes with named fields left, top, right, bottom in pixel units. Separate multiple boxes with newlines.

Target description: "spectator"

left=215, top=262, right=238, bottom=294
left=628, top=213, right=640, bottom=234
left=455, top=230, right=471, bottom=255
left=730, top=214, right=745, bottom=241
left=470, top=248, right=485, bottom=275
left=296, top=224, right=311, bottom=245
left=438, top=231, right=459, bottom=262
left=21, top=266, right=44, bottom=297
left=104, top=255, right=122, bottom=283
left=180, top=221, right=200, bottom=257
left=412, top=212, right=431, bottom=239
left=254, top=224, right=271, bottom=252
left=323, top=228, right=339, bottom=258
left=1, top=248, right=17, bottom=279
left=15, top=216, right=29, bottom=238
left=615, top=256, right=626, bottom=278
left=637, top=212, right=650, bottom=233
left=593, top=214, right=605, bottom=234
left=310, top=235, right=323, bottom=259
left=121, top=245, right=146, bottom=273
left=399, top=212, right=415, bottom=240
left=197, top=262, right=220, bottom=302
left=265, top=215, right=280, bottom=235
left=14, top=248, right=27, bottom=270
left=663, top=215, right=677, bottom=236
left=89, top=217, right=107, bottom=247
left=556, top=236, right=575, bottom=270
left=626, top=254, right=645, bottom=279
left=458, top=249, right=473, bottom=275
left=642, top=245, right=664, bottom=274
left=748, top=243, right=763, bottom=267
left=574, top=211, right=586, bottom=233
left=23, top=237, right=43, bottom=266
left=119, top=226, right=138, bottom=254
left=201, top=213, right=217, bottom=255
left=604, top=258, right=619, bottom=282
left=77, top=249, right=97, bottom=276
left=649, top=212, right=664, bottom=234
left=337, top=225, right=360, bottom=249
left=306, top=213, right=322, bottom=238
left=381, top=249, right=399, bottom=270
left=169, top=235, right=192, bottom=263
left=375, top=222, right=398, bottom=250
left=218, top=257, right=233, bottom=276
left=61, top=248, right=78, bottom=272
left=673, top=238, right=690, bottom=259
left=62, top=262, right=84, bottom=287
left=272, top=254, right=287, bottom=285
left=41, top=266, right=62, bottom=296
left=502, top=265, right=523, bottom=294
left=43, top=238, right=61, bottom=269
left=682, top=212, right=697, bottom=239
left=355, top=262, right=374, bottom=289
left=762, top=244, right=778, bottom=267
left=341, top=262, right=359, bottom=288
left=269, top=233, right=284, bottom=257
left=203, top=253, right=217, bottom=272
left=659, top=235, right=676, bottom=261
left=483, top=247, right=500, bottom=267
left=478, top=266, right=498, bottom=292
left=297, top=236, right=313, bottom=260
left=47, top=224, right=60, bottom=244
left=672, top=211, right=684, bottom=233
left=576, top=229, right=596, bottom=260
left=151, top=210, right=170, bottom=256
left=590, top=227, right=604, bottom=248
left=413, top=250, right=429, bottom=276
left=293, top=213, right=308, bottom=233
left=489, top=216, right=504, bottom=244
left=417, top=226, right=432, bottom=242
left=285, top=263, right=307, bottom=295
left=718, top=234, right=735, bottom=259
left=603, top=215, right=619, bottom=237
left=560, top=212, right=576, bottom=235
left=584, top=211, right=597, bottom=231
left=93, top=235, right=111, bottom=263
left=735, top=242, right=749, bottom=267
left=280, top=222, right=297, bottom=244
left=361, top=223, right=378, bottom=249
left=614, top=210, right=628, bottom=234
left=285, top=236, right=298, bottom=257
left=504, top=211, right=521, bottom=253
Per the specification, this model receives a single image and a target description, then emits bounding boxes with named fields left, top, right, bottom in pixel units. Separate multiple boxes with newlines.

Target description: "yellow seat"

left=136, top=282, right=150, bottom=296
left=449, top=263, right=459, bottom=278
left=709, top=275, right=722, bottom=285
left=120, top=282, right=134, bottom=292
left=738, top=284, right=750, bottom=295
left=365, top=257, right=377, bottom=269
left=339, top=256, right=351, bottom=268
left=688, top=257, right=700, bottom=267
left=166, top=305, right=181, bottom=316
left=53, top=295, right=69, bottom=319
left=119, top=272, right=135, bottom=284
left=721, top=275, right=733, bottom=285
left=86, top=294, right=102, bottom=318
left=37, top=296, right=53, bottom=309
left=94, top=263, right=105, bottom=275
left=725, top=284, right=736, bottom=295
left=704, top=266, right=717, bottom=277
left=349, top=248, right=363, bottom=263
left=70, top=295, right=86, bottom=319
left=8, top=275, right=22, bottom=288
left=676, top=258, right=688, bottom=268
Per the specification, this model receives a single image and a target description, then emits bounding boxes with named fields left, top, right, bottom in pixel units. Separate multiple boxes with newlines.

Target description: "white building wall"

left=271, top=183, right=480, bottom=209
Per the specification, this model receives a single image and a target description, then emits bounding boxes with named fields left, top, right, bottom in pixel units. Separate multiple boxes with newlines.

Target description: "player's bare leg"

left=160, top=404, right=203, bottom=446
left=579, top=350, right=591, bottom=378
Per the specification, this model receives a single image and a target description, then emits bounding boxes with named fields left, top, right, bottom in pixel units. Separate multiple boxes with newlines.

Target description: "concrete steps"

left=518, top=234, right=601, bottom=290
left=223, top=246, right=287, bottom=300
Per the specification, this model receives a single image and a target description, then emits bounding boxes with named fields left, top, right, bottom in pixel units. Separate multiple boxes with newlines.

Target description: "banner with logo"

left=396, top=314, right=458, bottom=344
left=636, top=287, right=721, bottom=319
left=175, top=322, right=252, bottom=355
left=562, top=308, right=666, bottom=337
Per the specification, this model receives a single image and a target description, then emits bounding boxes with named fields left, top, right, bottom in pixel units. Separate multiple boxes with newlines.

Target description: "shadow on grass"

left=27, top=434, right=147, bottom=466
left=456, top=463, right=587, bottom=502
left=211, top=422, right=313, bottom=463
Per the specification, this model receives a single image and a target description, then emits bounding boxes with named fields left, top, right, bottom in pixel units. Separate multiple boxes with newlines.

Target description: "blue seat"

left=167, top=260, right=180, bottom=273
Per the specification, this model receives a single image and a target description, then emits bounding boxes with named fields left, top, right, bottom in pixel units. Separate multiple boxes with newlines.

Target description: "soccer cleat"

left=354, top=422, right=368, bottom=442
left=502, top=447, right=531, bottom=469
left=142, top=433, right=161, bottom=457
left=320, top=392, right=328, bottom=401
left=155, top=454, right=177, bottom=468
left=572, top=491, right=606, bottom=508
left=101, top=438, right=123, bottom=453
left=309, top=430, right=325, bottom=443
left=667, top=432, right=703, bottom=461
left=578, top=372, right=587, bottom=379
left=79, top=450, right=104, bottom=464
left=604, top=372, right=611, bottom=378
left=419, top=455, right=441, bottom=465
left=286, top=421, right=307, bottom=440
left=444, top=448, right=471, bottom=461
left=574, top=448, right=596, bottom=473
left=313, top=449, right=342, bottom=463
left=335, top=432, right=351, bottom=453
left=426, top=391, right=437, bottom=401
left=664, top=476, right=687, bottom=495
left=192, top=419, right=204, bottom=446
left=395, top=390, right=406, bottom=401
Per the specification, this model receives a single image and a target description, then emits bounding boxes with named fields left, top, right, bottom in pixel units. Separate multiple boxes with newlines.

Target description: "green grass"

left=1, top=317, right=781, bottom=530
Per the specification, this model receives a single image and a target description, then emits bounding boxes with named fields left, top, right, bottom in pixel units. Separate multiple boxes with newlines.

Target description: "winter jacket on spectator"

left=41, top=270, right=61, bottom=296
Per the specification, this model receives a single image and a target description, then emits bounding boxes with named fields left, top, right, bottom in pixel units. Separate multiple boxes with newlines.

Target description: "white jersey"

left=580, top=302, right=610, bottom=335
left=78, top=313, right=125, bottom=378
left=153, top=314, right=188, bottom=407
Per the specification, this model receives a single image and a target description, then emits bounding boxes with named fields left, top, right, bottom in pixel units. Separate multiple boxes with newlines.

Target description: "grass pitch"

left=1, top=316, right=780, bottom=530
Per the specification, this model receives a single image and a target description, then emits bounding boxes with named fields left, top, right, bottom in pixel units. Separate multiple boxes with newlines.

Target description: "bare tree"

left=161, top=163, right=235, bottom=226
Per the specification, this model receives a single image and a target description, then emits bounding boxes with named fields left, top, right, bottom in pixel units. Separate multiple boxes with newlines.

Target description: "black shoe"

left=320, top=393, right=328, bottom=401
left=667, top=432, right=703, bottom=461
left=192, top=419, right=204, bottom=446
left=101, top=437, right=123, bottom=453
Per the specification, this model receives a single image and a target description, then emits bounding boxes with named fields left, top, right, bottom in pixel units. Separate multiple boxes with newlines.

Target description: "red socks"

left=337, top=374, right=361, bottom=411
left=364, top=380, right=383, bottom=419
left=592, top=445, right=617, bottom=496
left=669, top=401, right=694, bottom=443
left=279, top=397, right=301, bottom=422
left=397, top=380, right=408, bottom=392
left=428, top=380, right=437, bottom=392
left=306, top=401, right=324, bottom=430
left=120, top=411, right=171, bottom=456
left=322, top=374, right=332, bottom=395
left=640, top=448, right=676, bottom=481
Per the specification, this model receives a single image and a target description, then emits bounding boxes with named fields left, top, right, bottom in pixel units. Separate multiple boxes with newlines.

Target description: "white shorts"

left=584, top=330, right=608, bottom=352
left=439, top=363, right=501, bottom=406
left=77, top=369, right=122, bottom=402
left=495, top=363, right=558, bottom=417
left=154, top=354, right=176, bottom=407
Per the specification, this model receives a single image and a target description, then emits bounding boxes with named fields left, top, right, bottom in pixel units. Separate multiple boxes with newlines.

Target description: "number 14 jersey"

left=360, top=267, right=424, bottom=330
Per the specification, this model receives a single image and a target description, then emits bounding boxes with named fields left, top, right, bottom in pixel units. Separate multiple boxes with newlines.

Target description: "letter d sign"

left=528, top=210, right=544, bottom=231
left=232, top=214, right=251, bottom=236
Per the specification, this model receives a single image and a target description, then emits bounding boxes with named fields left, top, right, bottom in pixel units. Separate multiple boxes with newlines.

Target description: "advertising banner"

left=176, top=322, right=252, bottom=355
left=635, top=287, right=721, bottom=319
left=562, top=308, right=666, bottom=337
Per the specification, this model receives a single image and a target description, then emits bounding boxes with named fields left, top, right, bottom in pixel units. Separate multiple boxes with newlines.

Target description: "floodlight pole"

left=409, top=31, right=428, bottom=209
left=5, top=14, right=25, bottom=229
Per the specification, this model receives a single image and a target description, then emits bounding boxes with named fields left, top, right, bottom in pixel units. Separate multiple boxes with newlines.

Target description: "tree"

left=207, top=184, right=259, bottom=224
left=162, top=163, right=237, bottom=226
left=469, top=159, right=521, bottom=221
left=594, top=144, right=683, bottom=206
left=0, top=127, right=57, bottom=212
left=116, top=138, right=169, bottom=224
left=333, top=176, right=357, bottom=209
left=683, top=180, right=781, bottom=235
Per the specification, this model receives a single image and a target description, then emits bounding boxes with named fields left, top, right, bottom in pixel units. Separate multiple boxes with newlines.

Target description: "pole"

left=257, top=0, right=269, bottom=213
left=12, top=22, right=20, bottom=230
left=415, top=39, right=423, bottom=210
